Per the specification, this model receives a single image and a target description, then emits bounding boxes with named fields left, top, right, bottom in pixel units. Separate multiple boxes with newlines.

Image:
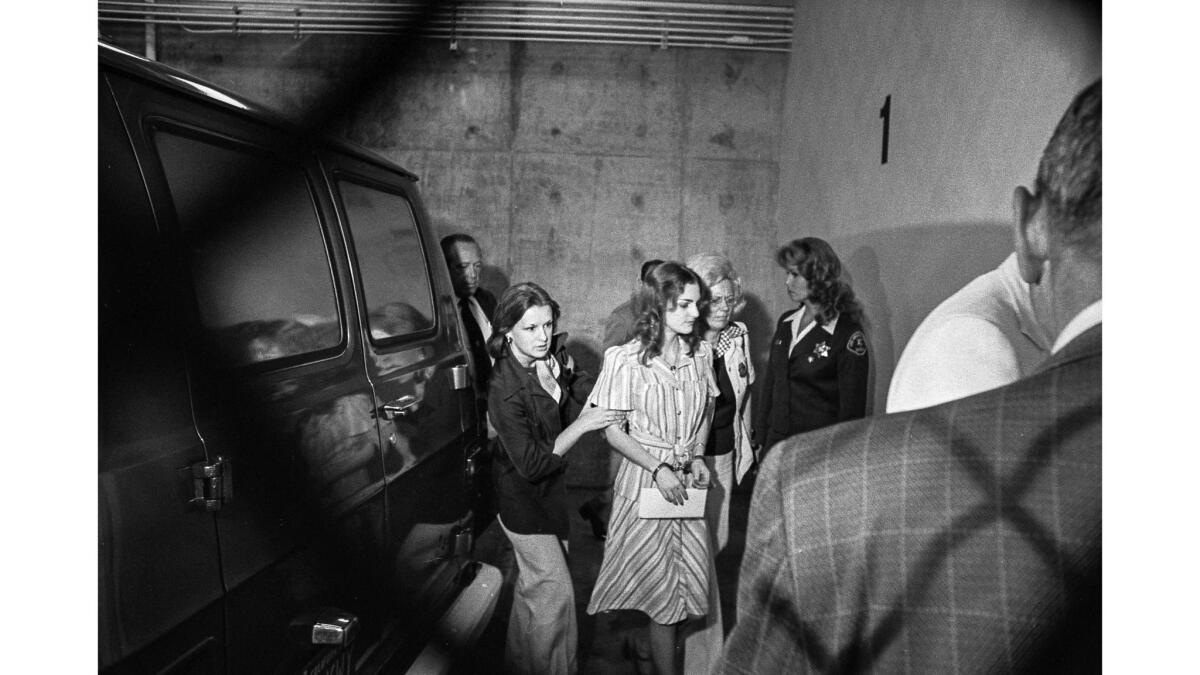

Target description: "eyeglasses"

left=709, top=296, right=734, bottom=309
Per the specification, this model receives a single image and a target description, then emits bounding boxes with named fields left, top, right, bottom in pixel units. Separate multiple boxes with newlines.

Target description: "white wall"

left=774, top=0, right=1100, bottom=411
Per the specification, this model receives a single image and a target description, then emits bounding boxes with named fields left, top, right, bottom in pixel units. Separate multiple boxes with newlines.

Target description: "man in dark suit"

left=441, top=233, right=498, bottom=395
left=716, top=79, right=1101, bottom=673
left=442, top=233, right=500, bottom=531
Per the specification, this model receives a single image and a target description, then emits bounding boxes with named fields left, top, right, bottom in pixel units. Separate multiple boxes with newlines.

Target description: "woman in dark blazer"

left=487, top=282, right=623, bottom=675
left=753, top=237, right=870, bottom=455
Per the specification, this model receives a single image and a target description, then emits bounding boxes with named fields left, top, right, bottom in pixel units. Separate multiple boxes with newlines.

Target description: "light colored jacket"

left=719, top=322, right=756, bottom=482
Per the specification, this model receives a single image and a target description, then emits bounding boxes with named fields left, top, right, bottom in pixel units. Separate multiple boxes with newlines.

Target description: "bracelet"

left=651, top=462, right=673, bottom=483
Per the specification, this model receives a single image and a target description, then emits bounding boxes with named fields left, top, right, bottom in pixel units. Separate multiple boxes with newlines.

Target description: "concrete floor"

left=470, top=475, right=755, bottom=674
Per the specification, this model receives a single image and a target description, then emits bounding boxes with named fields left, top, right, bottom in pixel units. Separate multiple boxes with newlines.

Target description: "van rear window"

left=337, top=180, right=436, bottom=342
left=154, top=130, right=342, bottom=367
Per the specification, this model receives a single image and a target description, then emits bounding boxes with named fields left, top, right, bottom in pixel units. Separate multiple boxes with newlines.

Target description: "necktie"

left=459, top=296, right=491, bottom=392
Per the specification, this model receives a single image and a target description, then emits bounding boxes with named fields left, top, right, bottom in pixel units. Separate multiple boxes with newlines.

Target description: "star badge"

left=814, top=341, right=831, bottom=358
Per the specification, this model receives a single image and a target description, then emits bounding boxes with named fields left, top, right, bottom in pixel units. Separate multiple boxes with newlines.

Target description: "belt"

left=628, top=427, right=700, bottom=468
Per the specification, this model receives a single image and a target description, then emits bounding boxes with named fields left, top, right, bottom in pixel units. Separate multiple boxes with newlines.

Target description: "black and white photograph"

left=10, top=0, right=1181, bottom=672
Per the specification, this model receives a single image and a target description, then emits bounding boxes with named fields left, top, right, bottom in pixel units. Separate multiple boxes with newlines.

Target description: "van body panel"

left=99, top=42, right=493, bottom=674
left=99, top=68, right=227, bottom=674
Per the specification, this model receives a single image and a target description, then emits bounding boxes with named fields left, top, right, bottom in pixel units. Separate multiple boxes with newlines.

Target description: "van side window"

left=338, top=180, right=436, bottom=342
left=154, top=130, right=342, bottom=367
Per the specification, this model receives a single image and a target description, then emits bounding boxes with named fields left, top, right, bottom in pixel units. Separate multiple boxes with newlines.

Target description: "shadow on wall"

left=831, top=222, right=1014, bottom=413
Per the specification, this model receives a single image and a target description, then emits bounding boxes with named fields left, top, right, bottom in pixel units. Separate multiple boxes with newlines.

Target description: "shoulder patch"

left=846, top=330, right=868, bottom=356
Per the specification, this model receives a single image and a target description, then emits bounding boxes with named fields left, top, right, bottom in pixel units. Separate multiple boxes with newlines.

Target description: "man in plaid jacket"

left=716, top=80, right=1101, bottom=674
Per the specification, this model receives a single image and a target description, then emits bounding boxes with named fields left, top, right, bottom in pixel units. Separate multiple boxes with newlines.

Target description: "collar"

left=492, top=350, right=557, bottom=401
left=786, top=306, right=838, bottom=335
left=1051, top=300, right=1102, bottom=354
left=713, top=323, right=746, bottom=357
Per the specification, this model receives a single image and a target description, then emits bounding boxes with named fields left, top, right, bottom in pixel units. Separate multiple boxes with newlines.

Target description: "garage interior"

left=97, top=2, right=1101, bottom=673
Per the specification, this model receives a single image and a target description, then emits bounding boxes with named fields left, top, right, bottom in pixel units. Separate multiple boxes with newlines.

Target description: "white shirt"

left=1051, top=300, right=1102, bottom=354
left=466, top=295, right=494, bottom=364
left=886, top=253, right=1053, bottom=413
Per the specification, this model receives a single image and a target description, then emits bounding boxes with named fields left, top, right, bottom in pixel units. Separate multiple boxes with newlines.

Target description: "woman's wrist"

left=651, top=462, right=673, bottom=482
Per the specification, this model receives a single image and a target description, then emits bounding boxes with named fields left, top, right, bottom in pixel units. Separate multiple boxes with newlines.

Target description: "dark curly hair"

left=631, top=261, right=708, bottom=366
left=487, top=282, right=561, bottom=360
left=775, top=237, right=863, bottom=325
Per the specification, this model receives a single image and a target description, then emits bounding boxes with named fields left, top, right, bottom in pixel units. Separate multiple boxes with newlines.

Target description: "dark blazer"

left=716, top=325, right=1101, bottom=674
left=488, top=339, right=594, bottom=539
left=754, top=308, right=870, bottom=451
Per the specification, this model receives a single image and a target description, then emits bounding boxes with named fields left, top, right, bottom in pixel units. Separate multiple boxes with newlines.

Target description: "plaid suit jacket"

left=716, top=325, right=1101, bottom=674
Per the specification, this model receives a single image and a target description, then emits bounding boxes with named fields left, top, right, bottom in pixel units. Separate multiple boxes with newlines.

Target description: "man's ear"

left=1012, top=186, right=1049, bottom=284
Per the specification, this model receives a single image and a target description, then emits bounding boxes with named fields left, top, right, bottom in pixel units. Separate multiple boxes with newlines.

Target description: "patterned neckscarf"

left=713, top=323, right=746, bottom=357
left=533, top=357, right=562, bottom=402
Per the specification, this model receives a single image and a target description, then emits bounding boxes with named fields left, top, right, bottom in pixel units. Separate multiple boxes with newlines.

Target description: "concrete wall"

left=774, top=0, right=1100, bottom=411
left=110, top=0, right=1099, bottom=481
left=137, top=30, right=787, bottom=486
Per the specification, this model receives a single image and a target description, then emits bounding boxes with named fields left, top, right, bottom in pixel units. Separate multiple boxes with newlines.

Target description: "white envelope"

left=637, top=488, right=707, bottom=519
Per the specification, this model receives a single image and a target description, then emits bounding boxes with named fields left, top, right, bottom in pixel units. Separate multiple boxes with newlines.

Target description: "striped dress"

left=586, top=340, right=719, bottom=624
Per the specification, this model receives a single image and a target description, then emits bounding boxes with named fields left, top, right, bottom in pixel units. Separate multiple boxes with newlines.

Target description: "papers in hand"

left=637, top=488, right=707, bottom=519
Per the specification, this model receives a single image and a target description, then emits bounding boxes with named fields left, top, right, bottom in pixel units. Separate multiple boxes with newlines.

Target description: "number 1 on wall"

left=879, top=94, right=891, bottom=164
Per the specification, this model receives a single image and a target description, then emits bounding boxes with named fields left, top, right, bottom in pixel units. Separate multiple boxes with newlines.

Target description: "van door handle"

left=379, top=394, right=421, bottom=420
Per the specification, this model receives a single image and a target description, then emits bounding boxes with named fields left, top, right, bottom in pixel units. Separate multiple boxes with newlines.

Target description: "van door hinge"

left=189, top=456, right=232, bottom=511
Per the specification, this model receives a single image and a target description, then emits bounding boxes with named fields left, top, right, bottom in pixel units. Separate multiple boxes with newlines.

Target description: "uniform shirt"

left=754, top=307, right=869, bottom=450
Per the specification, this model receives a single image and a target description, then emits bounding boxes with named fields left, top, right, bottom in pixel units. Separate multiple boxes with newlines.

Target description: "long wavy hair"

left=775, top=237, right=863, bottom=325
left=486, top=282, right=561, bottom=360
left=631, top=261, right=708, bottom=366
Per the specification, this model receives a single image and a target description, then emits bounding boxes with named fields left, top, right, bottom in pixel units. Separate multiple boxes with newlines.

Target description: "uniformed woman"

left=753, top=237, right=870, bottom=455
left=486, top=282, right=624, bottom=675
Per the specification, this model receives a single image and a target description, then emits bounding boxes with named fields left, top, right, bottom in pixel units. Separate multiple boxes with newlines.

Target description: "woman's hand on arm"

left=491, top=395, right=566, bottom=482
left=553, top=405, right=626, bottom=456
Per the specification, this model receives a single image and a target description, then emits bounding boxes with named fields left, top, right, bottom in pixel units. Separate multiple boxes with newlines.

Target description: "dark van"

left=99, top=42, right=498, bottom=674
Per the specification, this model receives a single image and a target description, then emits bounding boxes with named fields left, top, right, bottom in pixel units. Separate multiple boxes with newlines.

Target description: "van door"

left=113, top=77, right=392, bottom=673
left=99, top=70, right=224, bottom=674
left=322, top=153, right=481, bottom=651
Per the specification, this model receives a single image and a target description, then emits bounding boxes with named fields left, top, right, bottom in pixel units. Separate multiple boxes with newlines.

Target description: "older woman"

left=754, top=237, right=870, bottom=455
left=586, top=261, right=717, bottom=675
left=684, top=252, right=754, bottom=552
left=487, top=282, right=624, bottom=675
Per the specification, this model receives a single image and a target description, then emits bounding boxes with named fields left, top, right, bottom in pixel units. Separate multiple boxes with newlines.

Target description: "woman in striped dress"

left=586, top=261, right=718, bottom=675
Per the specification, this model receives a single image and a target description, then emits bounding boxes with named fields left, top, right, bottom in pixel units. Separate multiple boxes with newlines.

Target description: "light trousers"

left=499, top=517, right=578, bottom=675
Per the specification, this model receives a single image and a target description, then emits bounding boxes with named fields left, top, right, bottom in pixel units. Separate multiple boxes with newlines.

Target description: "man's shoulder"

left=898, top=315, right=1013, bottom=371
left=919, top=267, right=1018, bottom=331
